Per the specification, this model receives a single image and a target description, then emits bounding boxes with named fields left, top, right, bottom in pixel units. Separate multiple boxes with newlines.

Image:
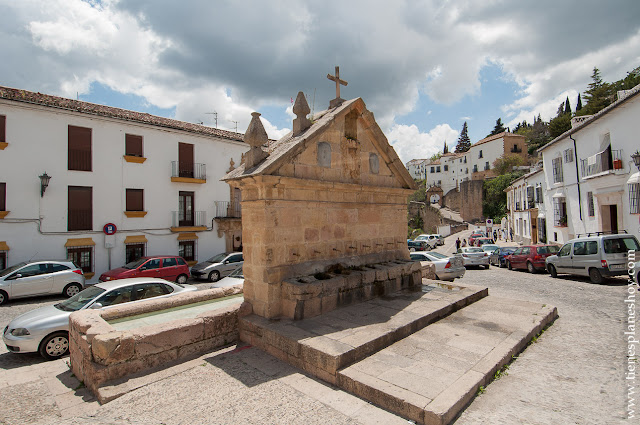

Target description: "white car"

left=410, top=251, right=466, bottom=281
left=413, top=234, right=439, bottom=249
left=3, top=278, right=196, bottom=360
left=456, top=247, right=490, bottom=269
left=213, top=265, right=244, bottom=288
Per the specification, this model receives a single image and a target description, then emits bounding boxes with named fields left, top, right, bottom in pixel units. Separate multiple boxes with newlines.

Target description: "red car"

left=468, top=233, right=485, bottom=246
left=99, top=255, right=190, bottom=284
left=474, top=238, right=495, bottom=247
left=505, top=245, right=560, bottom=273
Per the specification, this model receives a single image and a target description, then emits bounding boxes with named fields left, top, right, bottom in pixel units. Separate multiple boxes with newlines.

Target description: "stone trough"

left=69, top=284, right=244, bottom=403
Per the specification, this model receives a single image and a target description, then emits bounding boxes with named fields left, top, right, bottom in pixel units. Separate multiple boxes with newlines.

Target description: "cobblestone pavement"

left=0, top=232, right=634, bottom=424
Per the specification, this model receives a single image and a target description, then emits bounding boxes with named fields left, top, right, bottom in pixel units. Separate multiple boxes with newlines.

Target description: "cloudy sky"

left=2, top=0, right=639, bottom=164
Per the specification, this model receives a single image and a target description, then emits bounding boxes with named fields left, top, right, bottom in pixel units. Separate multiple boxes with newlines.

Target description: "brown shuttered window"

left=126, top=189, right=144, bottom=211
left=68, top=125, right=92, bottom=171
left=125, top=134, right=143, bottom=157
left=0, top=183, right=5, bottom=211
left=68, top=186, right=92, bottom=231
left=0, top=115, right=6, bottom=142
left=178, top=142, right=194, bottom=178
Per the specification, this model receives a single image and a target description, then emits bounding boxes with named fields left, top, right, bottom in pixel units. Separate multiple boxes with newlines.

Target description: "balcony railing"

left=171, top=161, right=206, bottom=180
left=171, top=210, right=206, bottom=227
left=580, top=149, right=622, bottom=178
left=510, top=147, right=522, bottom=153
left=515, top=201, right=521, bottom=211
left=214, top=201, right=241, bottom=218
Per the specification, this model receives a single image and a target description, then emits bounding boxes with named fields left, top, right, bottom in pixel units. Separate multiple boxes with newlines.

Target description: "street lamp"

left=631, top=150, right=640, bottom=172
left=39, top=172, right=51, bottom=197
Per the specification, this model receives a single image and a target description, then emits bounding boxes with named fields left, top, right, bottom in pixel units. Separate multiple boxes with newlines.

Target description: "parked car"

left=214, top=265, right=244, bottom=287
left=632, top=261, right=640, bottom=284
left=190, top=252, right=244, bottom=282
left=546, top=234, right=640, bottom=283
left=480, top=244, right=499, bottom=253
left=434, top=234, right=445, bottom=246
left=456, top=247, right=490, bottom=269
left=0, top=260, right=86, bottom=305
left=408, top=240, right=430, bottom=252
left=468, top=233, right=485, bottom=246
left=410, top=251, right=465, bottom=281
left=505, top=245, right=559, bottom=273
left=489, top=247, right=517, bottom=268
left=413, top=234, right=438, bottom=249
left=474, top=238, right=495, bottom=247
left=99, top=255, right=190, bottom=284
left=3, top=278, right=196, bottom=360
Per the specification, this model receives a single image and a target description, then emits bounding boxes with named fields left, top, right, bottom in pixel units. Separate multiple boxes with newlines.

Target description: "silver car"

left=0, top=260, right=86, bottom=305
left=214, top=265, right=244, bottom=288
left=3, top=278, right=196, bottom=360
left=456, top=247, right=490, bottom=269
left=410, top=251, right=465, bottom=281
left=190, top=252, right=244, bottom=282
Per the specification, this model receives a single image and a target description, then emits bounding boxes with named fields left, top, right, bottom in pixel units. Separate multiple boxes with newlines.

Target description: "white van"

left=545, top=233, right=640, bottom=283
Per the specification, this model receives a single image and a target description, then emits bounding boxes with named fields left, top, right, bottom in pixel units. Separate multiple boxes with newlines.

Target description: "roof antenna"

left=28, top=251, right=38, bottom=262
left=205, top=111, right=218, bottom=128
left=229, top=120, right=238, bottom=132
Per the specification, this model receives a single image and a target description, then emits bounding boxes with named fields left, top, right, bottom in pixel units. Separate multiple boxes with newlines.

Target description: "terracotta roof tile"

left=0, top=85, right=245, bottom=142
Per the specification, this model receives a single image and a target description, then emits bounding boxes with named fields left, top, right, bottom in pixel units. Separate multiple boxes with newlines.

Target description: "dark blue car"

left=489, top=247, right=517, bottom=267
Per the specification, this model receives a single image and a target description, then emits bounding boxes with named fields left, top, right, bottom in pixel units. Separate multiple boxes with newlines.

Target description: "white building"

left=505, top=167, right=546, bottom=244
left=0, top=86, right=248, bottom=282
left=405, top=158, right=428, bottom=180
left=537, top=84, right=640, bottom=245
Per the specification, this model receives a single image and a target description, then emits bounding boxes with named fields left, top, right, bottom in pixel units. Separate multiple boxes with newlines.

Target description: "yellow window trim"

left=123, top=155, right=147, bottom=163
left=170, top=177, right=206, bottom=184
left=0, top=241, right=9, bottom=251
left=65, top=238, right=96, bottom=247
left=124, top=211, right=148, bottom=218
left=0, top=211, right=9, bottom=219
left=124, top=235, right=148, bottom=244
left=171, top=226, right=206, bottom=233
left=177, top=232, right=199, bottom=241
left=0, top=142, right=8, bottom=150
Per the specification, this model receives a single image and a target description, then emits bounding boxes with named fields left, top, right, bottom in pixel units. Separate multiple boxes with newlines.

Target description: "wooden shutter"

left=68, top=186, right=92, bottom=230
left=178, top=142, right=194, bottom=178
left=125, top=134, right=143, bottom=157
left=0, top=183, right=5, bottom=211
left=68, top=126, right=92, bottom=171
left=126, top=189, right=144, bottom=211
left=0, top=115, right=5, bottom=142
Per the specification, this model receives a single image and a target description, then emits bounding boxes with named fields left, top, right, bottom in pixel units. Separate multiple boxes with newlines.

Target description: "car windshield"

left=537, top=246, right=559, bottom=254
left=206, top=253, right=229, bottom=263
left=501, top=248, right=517, bottom=254
left=428, top=252, right=448, bottom=259
left=0, top=262, right=27, bottom=277
left=482, top=245, right=498, bottom=251
left=603, top=237, right=640, bottom=254
left=55, top=286, right=106, bottom=312
left=124, top=258, right=147, bottom=269
left=465, top=248, right=484, bottom=253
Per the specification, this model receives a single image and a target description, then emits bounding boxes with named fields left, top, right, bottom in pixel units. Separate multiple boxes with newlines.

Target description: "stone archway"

left=426, top=185, right=444, bottom=207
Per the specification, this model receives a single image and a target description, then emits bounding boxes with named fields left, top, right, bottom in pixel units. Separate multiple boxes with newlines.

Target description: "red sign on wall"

left=103, top=223, right=117, bottom=235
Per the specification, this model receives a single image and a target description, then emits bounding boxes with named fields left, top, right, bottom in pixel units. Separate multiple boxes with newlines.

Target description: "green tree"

left=579, top=67, right=613, bottom=115
left=525, top=114, right=551, bottom=154
left=455, top=122, right=471, bottom=153
left=549, top=113, right=572, bottom=138
left=430, top=152, right=442, bottom=162
left=576, top=93, right=582, bottom=112
left=488, top=118, right=507, bottom=137
left=492, top=153, right=527, bottom=175
left=482, top=171, right=524, bottom=220
left=443, top=141, right=449, bottom=154
left=564, top=96, right=572, bottom=115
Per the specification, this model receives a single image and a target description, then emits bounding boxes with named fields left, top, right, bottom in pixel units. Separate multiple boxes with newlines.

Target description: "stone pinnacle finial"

left=243, top=112, right=269, bottom=169
left=292, top=91, right=311, bottom=136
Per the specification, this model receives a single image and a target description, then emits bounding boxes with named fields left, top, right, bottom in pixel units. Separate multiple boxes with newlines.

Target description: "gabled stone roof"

left=0, top=85, right=245, bottom=143
left=224, top=98, right=416, bottom=189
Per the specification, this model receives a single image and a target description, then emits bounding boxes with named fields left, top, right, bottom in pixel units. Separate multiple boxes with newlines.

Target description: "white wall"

left=0, top=100, right=247, bottom=282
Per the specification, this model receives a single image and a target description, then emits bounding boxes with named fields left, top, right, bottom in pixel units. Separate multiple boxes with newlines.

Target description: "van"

left=545, top=233, right=640, bottom=283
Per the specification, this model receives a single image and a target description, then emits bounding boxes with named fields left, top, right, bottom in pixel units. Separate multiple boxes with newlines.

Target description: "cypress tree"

left=454, top=122, right=471, bottom=153
left=443, top=141, right=449, bottom=154
left=564, top=96, right=572, bottom=115
left=576, top=94, right=582, bottom=112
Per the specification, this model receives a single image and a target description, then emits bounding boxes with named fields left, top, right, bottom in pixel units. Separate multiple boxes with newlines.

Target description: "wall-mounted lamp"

left=39, top=172, right=51, bottom=197
left=631, top=150, right=640, bottom=172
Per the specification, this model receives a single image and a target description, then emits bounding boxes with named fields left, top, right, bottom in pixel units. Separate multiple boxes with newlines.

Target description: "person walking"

left=455, top=237, right=461, bottom=252
left=461, top=239, right=467, bottom=247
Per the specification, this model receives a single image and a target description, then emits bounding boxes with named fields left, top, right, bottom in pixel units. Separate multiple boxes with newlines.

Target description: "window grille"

left=552, top=157, right=563, bottom=183
left=587, top=192, right=595, bottom=217
left=630, top=183, right=640, bottom=214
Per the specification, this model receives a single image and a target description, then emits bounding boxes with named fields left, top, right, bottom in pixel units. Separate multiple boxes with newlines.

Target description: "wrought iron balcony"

left=171, top=210, right=206, bottom=228
left=510, top=146, right=522, bottom=153
left=580, top=149, right=622, bottom=178
left=214, top=201, right=241, bottom=218
left=171, top=161, right=206, bottom=180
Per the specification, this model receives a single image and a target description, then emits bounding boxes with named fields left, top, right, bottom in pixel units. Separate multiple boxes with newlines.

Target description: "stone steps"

left=337, top=296, right=557, bottom=425
left=239, top=282, right=489, bottom=384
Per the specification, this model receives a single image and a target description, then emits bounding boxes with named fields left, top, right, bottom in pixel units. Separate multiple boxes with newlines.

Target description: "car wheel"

left=527, top=262, right=536, bottom=274
left=589, top=268, right=604, bottom=284
left=548, top=264, right=557, bottom=278
left=409, top=248, right=416, bottom=252
left=38, top=331, right=69, bottom=360
left=507, top=261, right=512, bottom=270
left=0, top=290, right=7, bottom=305
left=208, top=270, right=221, bottom=282
left=176, top=274, right=188, bottom=284
left=63, top=283, right=82, bottom=298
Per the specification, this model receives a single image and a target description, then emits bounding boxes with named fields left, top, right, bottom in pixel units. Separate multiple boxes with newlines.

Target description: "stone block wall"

left=69, top=285, right=244, bottom=401
left=443, top=180, right=484, bottom=223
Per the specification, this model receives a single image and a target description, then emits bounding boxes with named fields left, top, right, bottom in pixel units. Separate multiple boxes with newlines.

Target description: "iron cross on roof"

left=327, top=66, right=348, bottom=108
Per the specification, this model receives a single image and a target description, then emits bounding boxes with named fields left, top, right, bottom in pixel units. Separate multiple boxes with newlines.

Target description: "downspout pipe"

left=570, top=134, right=583, bottom=221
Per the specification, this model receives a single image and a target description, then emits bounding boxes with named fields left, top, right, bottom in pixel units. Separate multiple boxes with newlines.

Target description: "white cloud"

left=388, top=124, right=459, bottom=164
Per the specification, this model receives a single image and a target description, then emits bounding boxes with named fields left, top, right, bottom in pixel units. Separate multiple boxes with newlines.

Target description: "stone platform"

left=240, top=282, right=557, bottom=425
